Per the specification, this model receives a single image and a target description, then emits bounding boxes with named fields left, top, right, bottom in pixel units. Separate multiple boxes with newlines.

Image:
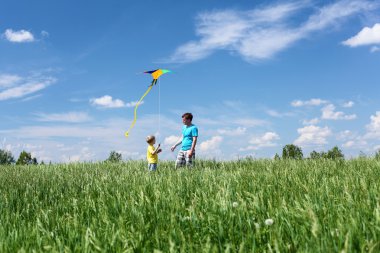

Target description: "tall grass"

left=0, top=159, right=379, bottom=252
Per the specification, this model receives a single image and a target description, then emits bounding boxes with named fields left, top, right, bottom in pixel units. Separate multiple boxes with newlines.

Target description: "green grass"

left=0, top=159, right=379, bottom=252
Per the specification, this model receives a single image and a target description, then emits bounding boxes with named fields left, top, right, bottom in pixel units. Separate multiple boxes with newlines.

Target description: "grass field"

left=0, top=159, right=379, bottom=252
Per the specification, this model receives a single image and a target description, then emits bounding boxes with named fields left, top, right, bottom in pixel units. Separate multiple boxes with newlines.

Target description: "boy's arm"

left=188, top=127, right=198, bottom=156
left=171, top=136, right=183, bottom=151
left=188, top=136, right=197, bottom=156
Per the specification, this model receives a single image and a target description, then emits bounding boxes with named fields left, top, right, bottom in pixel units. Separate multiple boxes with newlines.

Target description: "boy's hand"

left=171, top=145, right=176, bottom=152
left=157, top=149, right=162, bottom=153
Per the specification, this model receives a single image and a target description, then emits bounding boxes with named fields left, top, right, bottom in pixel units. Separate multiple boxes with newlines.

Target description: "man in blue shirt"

left=171, top=112, right=198, bottom=168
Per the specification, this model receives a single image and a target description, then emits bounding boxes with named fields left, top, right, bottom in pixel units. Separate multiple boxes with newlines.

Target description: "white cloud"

left=364, top=111, right=380, bottom=139
left=337, top=130, right=354, bottom=141
left=342, top=101, right=354, bottom=108
left=164, top=135, right=181, bottom=146
left=41, top=31, right=49, bottom=38
left=291, top=98, right=328, bottom=107
left=251, top=132, right=279, bottom=144
left=21, top=94, right=42, bottom=102
left=118, top=150, right=142, bottom=160
left=342, top=23, right=380, bottom=47
left=126, top=100, right=144, bottom=108
left=336, top=130, right=370, bottom=151
left=0, top=75, right=56, bottom=101
left=1, top=125, right=115, bottom=139
left=35, top=112, right=92, bottom=123
left=196, top=117, right=221, bottom=126
left=167, top=1, right=376, bottom=63
left=266, top=109, right=294, bottom=118
left=303, top=118, right=320, bottom=125
left=90, top=95, right=125, bottom=108
left=370, top=46, right=380, bottom=52
left=62, top=147, right=95, bottom=162
left=294, top=125, right=332, bottom=146
left=342, top=138, right=368, bottom=149
left=3, top=29, right=35, bottom=43
left=321, top=104, right=357, bottom=120
left=342, top=141, right=355, bottom=148
left=223, top=100, right=244, bottom=109
left=199, top=136, right=223, bottom=152
left=1, top=138, right=6, bottom=149
left=242, top=132, right=280, bottom=151
left=198, top=115, right=267, bottom=128
left=217, top=127, right=246, bottom=136
left=233, top=118, right=267, bottom=127
left=0, top=74, right=22, bottom=88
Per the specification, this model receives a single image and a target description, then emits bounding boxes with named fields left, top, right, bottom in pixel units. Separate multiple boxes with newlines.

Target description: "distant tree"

left=282, top=144, right=303, bottom=160
left=0, top=149, right=15, bottom=164
left=325, top=146, right=344, bottom=160
left=310, top=147, right=344, bottom=160
left=274, top=153, right=281, bottom=160
left=310, top=150, right=321, bottom=159
left=375, top=150, right=380, bottom=160
left=106, top=151, right=122, bottom=163
left=16, top=151, right=38, bottom=165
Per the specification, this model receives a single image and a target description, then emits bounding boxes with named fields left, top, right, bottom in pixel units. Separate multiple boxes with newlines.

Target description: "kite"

left=125, top=69, right=171, bottom=138
left=145, top=69, right=171, bottom=86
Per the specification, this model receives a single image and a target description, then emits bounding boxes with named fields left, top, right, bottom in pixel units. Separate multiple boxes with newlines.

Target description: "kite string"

left=158, top=78, right=161, bottom=144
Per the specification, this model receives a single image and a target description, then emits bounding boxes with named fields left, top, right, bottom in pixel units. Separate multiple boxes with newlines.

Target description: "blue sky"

left=1, top=0, right=380, bottom=162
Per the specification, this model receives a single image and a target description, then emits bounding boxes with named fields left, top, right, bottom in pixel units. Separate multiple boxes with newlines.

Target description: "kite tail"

left=125, top=85, right=153, bottom=138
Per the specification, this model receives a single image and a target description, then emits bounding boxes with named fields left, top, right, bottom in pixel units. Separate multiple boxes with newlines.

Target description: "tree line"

left=276, top=145, right=380, bottom=160
left=1, top=146, right=380, bottom=165
left=0, top=150, right=39, bottom=165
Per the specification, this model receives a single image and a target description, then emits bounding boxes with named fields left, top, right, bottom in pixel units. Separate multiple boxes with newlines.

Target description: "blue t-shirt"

left=181, top=124, right=198, bottom=151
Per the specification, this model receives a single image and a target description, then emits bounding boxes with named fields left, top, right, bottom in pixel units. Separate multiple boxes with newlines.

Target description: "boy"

left=171, top=113, right=198, bottom=168
left=146, top=135, right=162, bottom=171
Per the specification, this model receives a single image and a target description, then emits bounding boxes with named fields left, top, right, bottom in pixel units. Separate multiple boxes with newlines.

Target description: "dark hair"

left=182, top=112, right=193, bottom=121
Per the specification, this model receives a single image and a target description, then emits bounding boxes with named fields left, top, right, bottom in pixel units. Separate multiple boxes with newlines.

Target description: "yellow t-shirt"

left=146, top=145, right=158, bottom=164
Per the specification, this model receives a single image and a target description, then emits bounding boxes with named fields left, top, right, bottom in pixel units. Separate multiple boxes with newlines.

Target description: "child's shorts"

left=148, top=163, right=157, bottom=171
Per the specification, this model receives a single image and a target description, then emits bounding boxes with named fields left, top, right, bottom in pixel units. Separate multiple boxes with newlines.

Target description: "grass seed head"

left=265, top=219, right=274, bottom=226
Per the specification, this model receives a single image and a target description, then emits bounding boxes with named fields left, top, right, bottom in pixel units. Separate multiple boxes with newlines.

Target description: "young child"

left=146, top=135, right=162, bottom=171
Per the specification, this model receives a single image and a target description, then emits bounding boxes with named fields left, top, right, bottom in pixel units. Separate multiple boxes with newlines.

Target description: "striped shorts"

left=175, top=150, right=195, bottom=168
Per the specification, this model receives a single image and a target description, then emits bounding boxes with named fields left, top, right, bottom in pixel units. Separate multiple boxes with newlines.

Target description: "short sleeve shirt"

left=146, top=145, right=158, bottom=163
left=181, top=124, right=198, bottom=151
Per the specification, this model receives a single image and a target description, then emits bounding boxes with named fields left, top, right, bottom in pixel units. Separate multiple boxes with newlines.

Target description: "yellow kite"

left=125, top=69, right=171, bottom=138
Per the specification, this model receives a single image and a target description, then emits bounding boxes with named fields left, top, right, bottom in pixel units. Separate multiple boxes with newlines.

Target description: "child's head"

left=146, top=135, right=156, bottom=144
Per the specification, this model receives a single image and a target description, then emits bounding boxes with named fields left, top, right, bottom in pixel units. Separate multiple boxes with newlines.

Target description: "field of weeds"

left=0, top=159, right=379, bottom=252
